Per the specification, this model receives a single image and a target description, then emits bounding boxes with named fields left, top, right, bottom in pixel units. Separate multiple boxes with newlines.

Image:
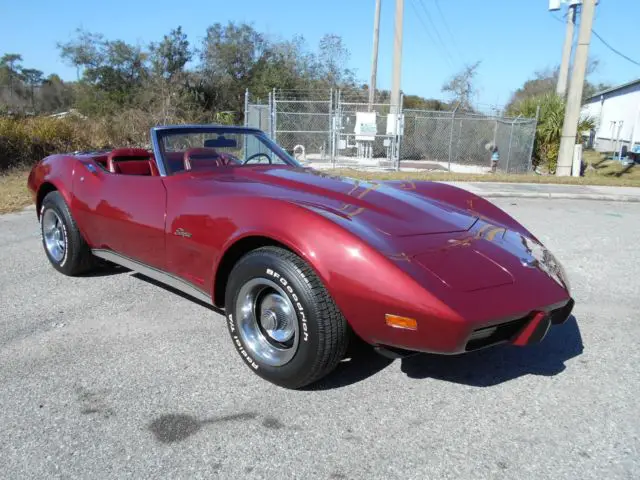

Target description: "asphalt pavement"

left=1, top=198, right=639, bottom=480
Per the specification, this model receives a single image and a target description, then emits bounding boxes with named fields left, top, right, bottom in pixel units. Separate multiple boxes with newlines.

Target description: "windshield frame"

left=149, top=125, right=301, bottom=176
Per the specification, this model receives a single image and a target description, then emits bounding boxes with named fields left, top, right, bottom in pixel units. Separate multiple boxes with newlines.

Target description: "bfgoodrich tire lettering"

left=225, top=246, right=349, bottom=389
left=40, top=191, right=96, bottom=276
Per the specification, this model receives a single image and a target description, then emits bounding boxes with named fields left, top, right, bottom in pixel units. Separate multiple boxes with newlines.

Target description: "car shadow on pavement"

left=81, top=263, right=130, bottom=278
left=400, top=316, right=583, bottom=387
left=131, top=273, right=225, bottom=315
left=303, top=339, right=394, bottom=391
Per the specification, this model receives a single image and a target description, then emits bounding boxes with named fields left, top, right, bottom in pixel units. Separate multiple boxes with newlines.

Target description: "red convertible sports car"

left=27, top=125, right=574, bottom=388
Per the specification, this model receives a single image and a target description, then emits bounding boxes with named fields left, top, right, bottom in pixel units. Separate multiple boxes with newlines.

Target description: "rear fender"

left=32, top=155, right=79, bottom=217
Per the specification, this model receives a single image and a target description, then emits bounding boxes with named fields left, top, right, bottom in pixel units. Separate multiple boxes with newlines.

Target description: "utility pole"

left=556, top=0, right=596, bottom=176
left=368, top=0, right=382, bottom=111
left=390, top=0, right=404, bottom=113
left=556, top=3, right=577, bottom=97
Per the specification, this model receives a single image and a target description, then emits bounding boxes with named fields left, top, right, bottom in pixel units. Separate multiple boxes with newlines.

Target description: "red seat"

left=107, top=148, right=157, bottom=176
left=183, top=148, right=225, bottom=170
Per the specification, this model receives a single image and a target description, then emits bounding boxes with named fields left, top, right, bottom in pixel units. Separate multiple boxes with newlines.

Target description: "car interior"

left=92, top=148, right=159, bottom=176
left=89, top=136, right=267, bottom=176
left=90, top=147, right=235, bottom=176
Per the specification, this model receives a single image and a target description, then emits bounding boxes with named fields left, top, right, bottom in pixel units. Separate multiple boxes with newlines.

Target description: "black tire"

left=225, top=246, right=350, bottom=389
left=40, top=191, right=96, bottom=276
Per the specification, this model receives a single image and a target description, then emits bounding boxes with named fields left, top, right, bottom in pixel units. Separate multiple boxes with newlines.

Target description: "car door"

left=161, top=173, right=231, bottom=295
left=72, top=160, right=167, bottom=269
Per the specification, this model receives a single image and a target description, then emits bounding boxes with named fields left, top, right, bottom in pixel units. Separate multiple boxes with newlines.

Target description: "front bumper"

left=465, top=298, right=574, bottom=352
left=375, top=298, right=574, bottom=357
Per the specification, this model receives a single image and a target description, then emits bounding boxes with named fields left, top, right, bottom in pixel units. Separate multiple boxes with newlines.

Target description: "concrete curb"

left=474, top=192, right=640, bottom=202
left=442, top=181, right=640, bottom=203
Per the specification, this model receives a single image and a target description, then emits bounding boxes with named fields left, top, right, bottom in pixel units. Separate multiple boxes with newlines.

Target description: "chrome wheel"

left=42, top=209, right=66, bottom=263
left=235, top=278, right=299, bottom=367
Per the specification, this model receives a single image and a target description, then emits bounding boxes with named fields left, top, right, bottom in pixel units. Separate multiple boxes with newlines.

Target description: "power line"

left=433, top=0, right=464, bottom=60
left=416, top=0, right=456, bottom=63
left=408, top=0, right=454, bottom=69
left=409, top=0, right=455, bottom=67
left=551, top=12, right=640, bottom=68
left=591, top=29, right=640, bottom=68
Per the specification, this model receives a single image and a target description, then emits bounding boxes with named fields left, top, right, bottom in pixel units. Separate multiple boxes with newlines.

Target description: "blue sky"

left=2, top=0, right=639, bottom=108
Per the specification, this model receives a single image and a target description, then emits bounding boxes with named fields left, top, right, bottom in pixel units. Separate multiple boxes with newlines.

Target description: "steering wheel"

left=242, top=152, right=272, bottom=165
left=183, top=148, right=242, bottom=170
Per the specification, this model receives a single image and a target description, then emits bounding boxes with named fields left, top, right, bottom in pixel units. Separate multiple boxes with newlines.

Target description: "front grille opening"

left=549, top=299, right=574, bottom=325
left=466, top=316, right=530, bottom=351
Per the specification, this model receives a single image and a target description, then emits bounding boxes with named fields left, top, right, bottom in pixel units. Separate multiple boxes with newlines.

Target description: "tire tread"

left=41, top=191, right=96, bottom=276
left=233, top=246, right=349, bottom=388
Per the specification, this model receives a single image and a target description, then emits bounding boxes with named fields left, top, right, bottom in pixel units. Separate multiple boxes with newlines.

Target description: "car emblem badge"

left=174, top=228, right=192, bottom=238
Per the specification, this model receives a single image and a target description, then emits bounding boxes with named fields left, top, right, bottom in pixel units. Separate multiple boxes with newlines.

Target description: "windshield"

left=155, top=127, right=300, bottom=174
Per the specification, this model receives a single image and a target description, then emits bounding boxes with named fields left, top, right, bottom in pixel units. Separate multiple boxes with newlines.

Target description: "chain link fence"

left=402, top=110, right=537, bottom=174
left=273, top=90, right=333, bottom=163
left=246, top=89, right=537, bottom=174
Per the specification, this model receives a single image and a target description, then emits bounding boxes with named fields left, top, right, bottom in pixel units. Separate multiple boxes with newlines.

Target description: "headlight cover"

left=539, top=248, right=571, bottom=293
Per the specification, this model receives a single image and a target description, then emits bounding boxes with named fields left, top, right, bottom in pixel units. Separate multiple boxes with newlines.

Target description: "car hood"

left=218, top=166, right=478, bottom=237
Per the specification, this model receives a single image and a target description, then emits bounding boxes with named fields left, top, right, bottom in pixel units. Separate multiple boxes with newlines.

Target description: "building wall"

left=582, top=82, right=640, bottom=153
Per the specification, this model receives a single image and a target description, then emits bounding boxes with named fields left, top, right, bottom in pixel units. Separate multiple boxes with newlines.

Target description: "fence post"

left=244, top=88, right=249, bottom=127
left=396, top=92, right=404, bottom=171
left=456, top=118, right=462, bottom=164
left=332, top=89, right=341, bottom=168
left=526, top=105, right=541, bottom=172
left=268, top=91, right=273, bottom=138
left=272, top=88, right=277, bottom=141
left=506, top=114, right=521, bottom=174
left=328, top=88, right=333, bottom=163
left=492, top=115, right=498, bottom=149
left=448, top=103, right=460, bottom=171
left=243, top=89, right=249, bottom=156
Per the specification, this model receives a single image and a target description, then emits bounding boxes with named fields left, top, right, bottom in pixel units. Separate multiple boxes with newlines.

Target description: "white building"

left=581, top=78, right=640, bottom=153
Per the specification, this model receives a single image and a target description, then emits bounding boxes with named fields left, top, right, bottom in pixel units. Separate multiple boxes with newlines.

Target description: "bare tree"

left=441, top=61, right=481, bottom=111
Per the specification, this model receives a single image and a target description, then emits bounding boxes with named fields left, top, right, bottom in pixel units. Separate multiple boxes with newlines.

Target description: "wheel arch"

left=213, top=235, right=301, bottom=308
left=36, top=182, right=59, bottom=218
left=34, top=154, right=78, bottom=219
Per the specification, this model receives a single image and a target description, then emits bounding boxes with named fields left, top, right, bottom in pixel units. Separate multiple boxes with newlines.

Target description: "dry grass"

left=325, top=151, right=640, bottom=187
left=0, top=168, right=32, bottom=214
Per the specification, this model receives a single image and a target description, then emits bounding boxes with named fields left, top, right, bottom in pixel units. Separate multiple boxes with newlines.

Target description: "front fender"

left=213, top=198, right=462, bottom=346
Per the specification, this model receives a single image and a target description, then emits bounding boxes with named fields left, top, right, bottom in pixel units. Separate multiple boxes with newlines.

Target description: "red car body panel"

left=27, top=128, right=573, bottom=355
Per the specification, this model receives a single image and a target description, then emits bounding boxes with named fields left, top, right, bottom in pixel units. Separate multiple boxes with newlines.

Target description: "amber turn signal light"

left=385, top=314, right=418, bottom=331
